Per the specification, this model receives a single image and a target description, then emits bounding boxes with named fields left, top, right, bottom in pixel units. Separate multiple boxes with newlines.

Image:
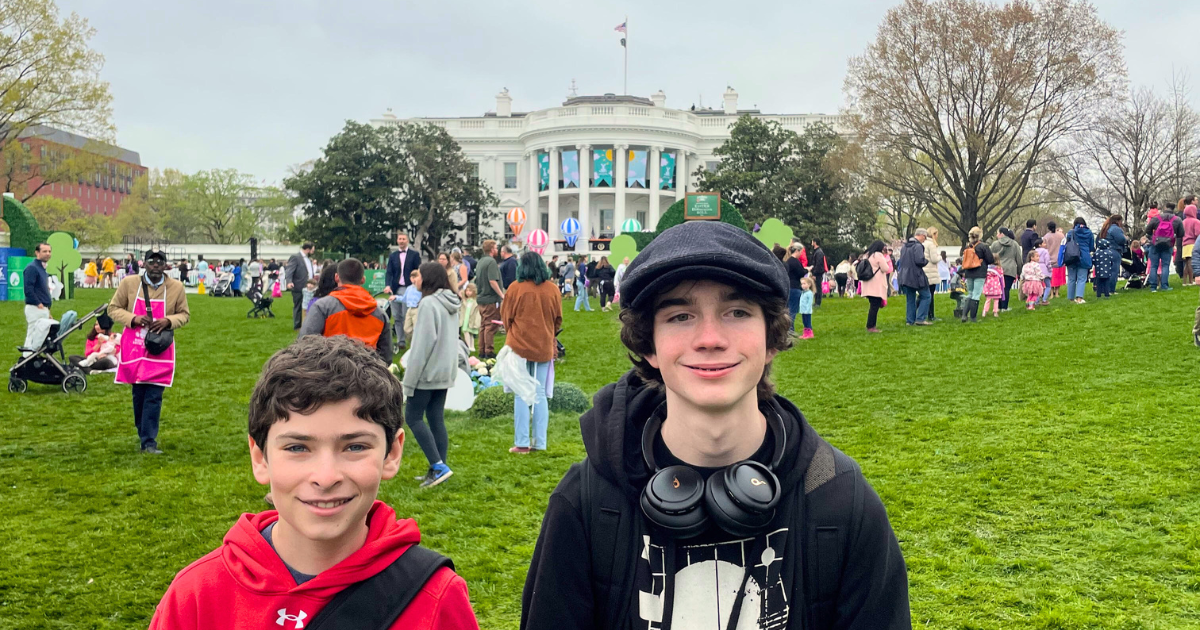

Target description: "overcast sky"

left=61, top=0, right=1200, bottom=184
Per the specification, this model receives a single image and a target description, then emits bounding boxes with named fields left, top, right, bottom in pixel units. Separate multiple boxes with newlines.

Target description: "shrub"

left=470, top=386, right=515, bottom=419
left=549, top=382, right=590, bottom=414
left=654, top=198, right=749, bottom=234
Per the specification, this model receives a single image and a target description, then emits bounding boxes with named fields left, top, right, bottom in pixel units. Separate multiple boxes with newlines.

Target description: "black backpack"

left=855, top=258, right=876, bottom=282
left=579, top=439, right=861, bottom=630
left=303, top=545, right=453, bottom=630
left=1062, top=235, right=1082, bottom=267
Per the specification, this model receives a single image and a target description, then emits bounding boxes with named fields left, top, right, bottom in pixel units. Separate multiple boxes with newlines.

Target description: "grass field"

left=2, top=284, right=1200, bottom=629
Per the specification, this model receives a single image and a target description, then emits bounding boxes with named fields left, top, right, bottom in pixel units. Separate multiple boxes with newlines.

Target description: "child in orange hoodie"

left=149, top=335, right=479, bottom=630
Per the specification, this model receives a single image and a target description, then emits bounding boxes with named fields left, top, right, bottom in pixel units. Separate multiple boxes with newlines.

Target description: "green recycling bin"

left=7, top=255, right=32, bottom=302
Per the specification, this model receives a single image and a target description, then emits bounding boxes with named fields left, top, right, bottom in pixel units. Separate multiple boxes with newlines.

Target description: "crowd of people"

left=34, top=203, right=1200, bottom=629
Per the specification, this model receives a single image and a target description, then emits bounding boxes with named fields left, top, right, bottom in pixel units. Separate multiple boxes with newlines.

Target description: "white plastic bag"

left=494, top=346, right=539, bottom=406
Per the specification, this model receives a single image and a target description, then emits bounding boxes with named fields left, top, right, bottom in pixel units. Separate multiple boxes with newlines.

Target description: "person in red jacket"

left=149, top=335, right=478, bottom=630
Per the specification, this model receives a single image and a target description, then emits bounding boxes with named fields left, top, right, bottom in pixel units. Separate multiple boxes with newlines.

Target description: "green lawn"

left=2, top=285, right=1199, bottom=629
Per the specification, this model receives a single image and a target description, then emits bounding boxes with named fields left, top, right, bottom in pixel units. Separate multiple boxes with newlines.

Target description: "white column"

left=548, top=147, right=559, bottom=244
left=676, top=150, right=688, bottom=201
left=528, top=151, right=539, bottom=238
left=615, top=144, right=628, bottom=234
left=577, top=144, right=591, bottom=255
left=649, top=145, right=662, bottom=229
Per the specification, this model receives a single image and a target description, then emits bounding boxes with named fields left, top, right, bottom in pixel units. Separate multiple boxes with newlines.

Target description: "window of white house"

left=600, top=209, right=614, bottom=235
left=636, top=211, right=647, bottom=229
left=706, top=161, right=720, bottom=172
left=504, top=162, right=518, bottom=189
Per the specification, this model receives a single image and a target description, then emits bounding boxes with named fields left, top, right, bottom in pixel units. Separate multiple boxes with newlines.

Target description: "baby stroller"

left=555, top=328, right=566, bottom=362
left=210, top=272, right=234, bottom=297
left=9, top=304, right=108, bottom=394
left=246, top=284, right=275, bottom=318
left=1121, top=248, right=1146, bottom=290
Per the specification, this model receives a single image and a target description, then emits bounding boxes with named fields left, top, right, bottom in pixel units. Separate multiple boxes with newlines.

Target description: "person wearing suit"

left=385, top=232, right=422, bottom=350
left=284, top=242, right=315, bottom=330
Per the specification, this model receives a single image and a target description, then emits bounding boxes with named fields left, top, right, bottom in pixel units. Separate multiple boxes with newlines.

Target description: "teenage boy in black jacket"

left=521, top=221, right=910, bottom=630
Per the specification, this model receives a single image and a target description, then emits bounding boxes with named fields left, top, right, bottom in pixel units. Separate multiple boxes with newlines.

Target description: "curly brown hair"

left=619, top=281, right=794, bottom=400
left=248, top=335, right=404, bottom=454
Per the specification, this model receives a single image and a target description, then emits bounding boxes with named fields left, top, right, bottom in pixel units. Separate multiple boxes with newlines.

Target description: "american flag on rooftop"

left=614, top=22, right=626, bottom=33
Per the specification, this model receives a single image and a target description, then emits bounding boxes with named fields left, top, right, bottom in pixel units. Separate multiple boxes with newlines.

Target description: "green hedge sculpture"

left=655, top=198, right=749, bottom=234
left=2, top=196, right=51, bottom=254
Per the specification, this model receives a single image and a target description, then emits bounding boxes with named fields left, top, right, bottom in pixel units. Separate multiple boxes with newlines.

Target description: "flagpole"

left=623, top=16, right=628, bottom=95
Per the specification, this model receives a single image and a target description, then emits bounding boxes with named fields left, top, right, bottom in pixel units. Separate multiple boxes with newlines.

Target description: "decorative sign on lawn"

left=365, top=269, right=387, bottom=294
left=685, top=192, right=722, bottom=220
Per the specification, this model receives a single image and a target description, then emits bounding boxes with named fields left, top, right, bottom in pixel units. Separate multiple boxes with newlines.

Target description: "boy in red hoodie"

left=149, top=335, right=478, bottom=630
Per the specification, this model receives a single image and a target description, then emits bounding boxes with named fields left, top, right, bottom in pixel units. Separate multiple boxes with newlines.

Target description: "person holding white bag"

left=500, top=251, right=562, bottom=454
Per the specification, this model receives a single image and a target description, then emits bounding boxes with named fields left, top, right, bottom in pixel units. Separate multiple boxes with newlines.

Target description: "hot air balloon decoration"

left=506, top=207, right=527, bottom=237
left=526, top=228, right=549, bottom=254
left=560, top=217, right=581, bottom=249
left=620, top=218, right=642, bottom=234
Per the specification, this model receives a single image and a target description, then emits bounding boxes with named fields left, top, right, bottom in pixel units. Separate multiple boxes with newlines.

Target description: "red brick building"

left=13, top=125, right=147, bottom=216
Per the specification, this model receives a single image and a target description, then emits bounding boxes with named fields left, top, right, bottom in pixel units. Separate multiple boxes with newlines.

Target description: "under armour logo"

left=277, top=608, right=307, bottom=628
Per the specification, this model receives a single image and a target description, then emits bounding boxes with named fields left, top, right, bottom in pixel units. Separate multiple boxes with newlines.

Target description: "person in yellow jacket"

left=101, top=257, right=116, bottom=288
left=84, top=259, right=99, bottom=287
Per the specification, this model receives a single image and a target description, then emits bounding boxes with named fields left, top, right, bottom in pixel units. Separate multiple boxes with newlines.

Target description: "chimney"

left=651, top=90, right=666, bottom=107
left=496, top=88, right=512, bottom=117
left=723, top=86, right=738, bottom=115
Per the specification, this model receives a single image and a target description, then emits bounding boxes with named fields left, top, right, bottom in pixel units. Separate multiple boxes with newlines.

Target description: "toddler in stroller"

left=9, top=304, right=107, bottom=394
left=1121, top=246, right=1146, bottom=290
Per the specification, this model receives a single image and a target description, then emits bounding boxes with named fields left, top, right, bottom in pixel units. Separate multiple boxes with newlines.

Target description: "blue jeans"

left=513, top=360, right=551, bottom=449
left=1148, top=247, right=1172, bottom=289
left=902, top=285, right=931, bottom=324
left=801, top=313, right=812, bottom=330
left=574, top=279, right=592, bottom=311
left=788, top=288, right=803, bottom=324
left=966, top=277, right=985, bottom=300
left=132, top=383, right=164, bottom=449
left=1067, top=266, right=1088, bottom=299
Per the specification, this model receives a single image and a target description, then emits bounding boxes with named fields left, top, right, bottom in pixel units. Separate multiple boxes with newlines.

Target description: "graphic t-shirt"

left=635, top=431, right=790, bottom=630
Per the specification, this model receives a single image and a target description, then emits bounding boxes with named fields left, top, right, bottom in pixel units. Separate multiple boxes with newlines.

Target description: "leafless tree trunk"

left=844, top=0, right=1126, bottom=246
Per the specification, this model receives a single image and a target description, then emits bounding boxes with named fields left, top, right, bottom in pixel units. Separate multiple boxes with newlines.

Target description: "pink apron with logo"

left=115, top=284, right=176, bottom=387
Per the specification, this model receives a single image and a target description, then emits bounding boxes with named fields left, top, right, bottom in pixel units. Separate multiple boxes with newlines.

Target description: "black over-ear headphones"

left=639, top=406, right=786, bottom=539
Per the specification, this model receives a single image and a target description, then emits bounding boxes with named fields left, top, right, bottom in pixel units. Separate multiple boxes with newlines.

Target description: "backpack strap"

left=579, top=458, right=638, bottom=630
left=795, top=439, right=864, bottom=630
left=304, top=545, right=453, bottom=630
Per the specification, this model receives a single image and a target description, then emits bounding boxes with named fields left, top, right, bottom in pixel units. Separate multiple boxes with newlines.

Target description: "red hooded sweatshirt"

left=149, top=501, right=478, bottom=630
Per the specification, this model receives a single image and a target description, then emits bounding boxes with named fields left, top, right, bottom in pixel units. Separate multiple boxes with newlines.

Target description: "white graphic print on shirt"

left=636, top=528, right=789, bottom=630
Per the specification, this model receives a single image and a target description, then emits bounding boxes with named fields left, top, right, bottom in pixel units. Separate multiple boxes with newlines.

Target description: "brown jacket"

left=108, top=274, right=191, bottom=330
left=500, top=279, right=562, bottom=363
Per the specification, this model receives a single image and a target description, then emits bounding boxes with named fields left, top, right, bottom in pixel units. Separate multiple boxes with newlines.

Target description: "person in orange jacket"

left=299, top=258, right=393, bottom=364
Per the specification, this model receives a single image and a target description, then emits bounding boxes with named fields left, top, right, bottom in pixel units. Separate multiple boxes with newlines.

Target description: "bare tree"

left=844, top=0, right=1126, bottom=245
left=1164, top=71, right=1200, bottom=203
left=1053, top=87, right=1174, bottom=233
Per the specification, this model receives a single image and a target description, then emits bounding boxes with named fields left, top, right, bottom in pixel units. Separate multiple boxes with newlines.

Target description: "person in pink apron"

left=108, top=250, right=191, bottom=454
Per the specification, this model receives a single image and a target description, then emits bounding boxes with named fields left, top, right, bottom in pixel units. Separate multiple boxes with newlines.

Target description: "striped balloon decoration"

left=561, top=216, right=581, bottom=249
left=526, top=228, right=549, bottom=254
left=506, top=207, right=527, bottom=236
left=620, top=218, right=642, bottom=234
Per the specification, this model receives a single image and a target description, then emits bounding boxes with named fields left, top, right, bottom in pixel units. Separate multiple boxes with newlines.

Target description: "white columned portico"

left=615, top=144, right=628, bottom=233
left=548, top=147, right=560, bottom=238
left=649, top=146, right=662, bottom=229
left=577, top=144, right=591, bottom=255
left=675, top=150, right=687, bottom=201
left=528, top=151, right=539, bottom=234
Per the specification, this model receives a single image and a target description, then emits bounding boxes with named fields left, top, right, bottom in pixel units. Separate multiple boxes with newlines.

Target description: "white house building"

left=371, top=88, right=842, bottom=255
